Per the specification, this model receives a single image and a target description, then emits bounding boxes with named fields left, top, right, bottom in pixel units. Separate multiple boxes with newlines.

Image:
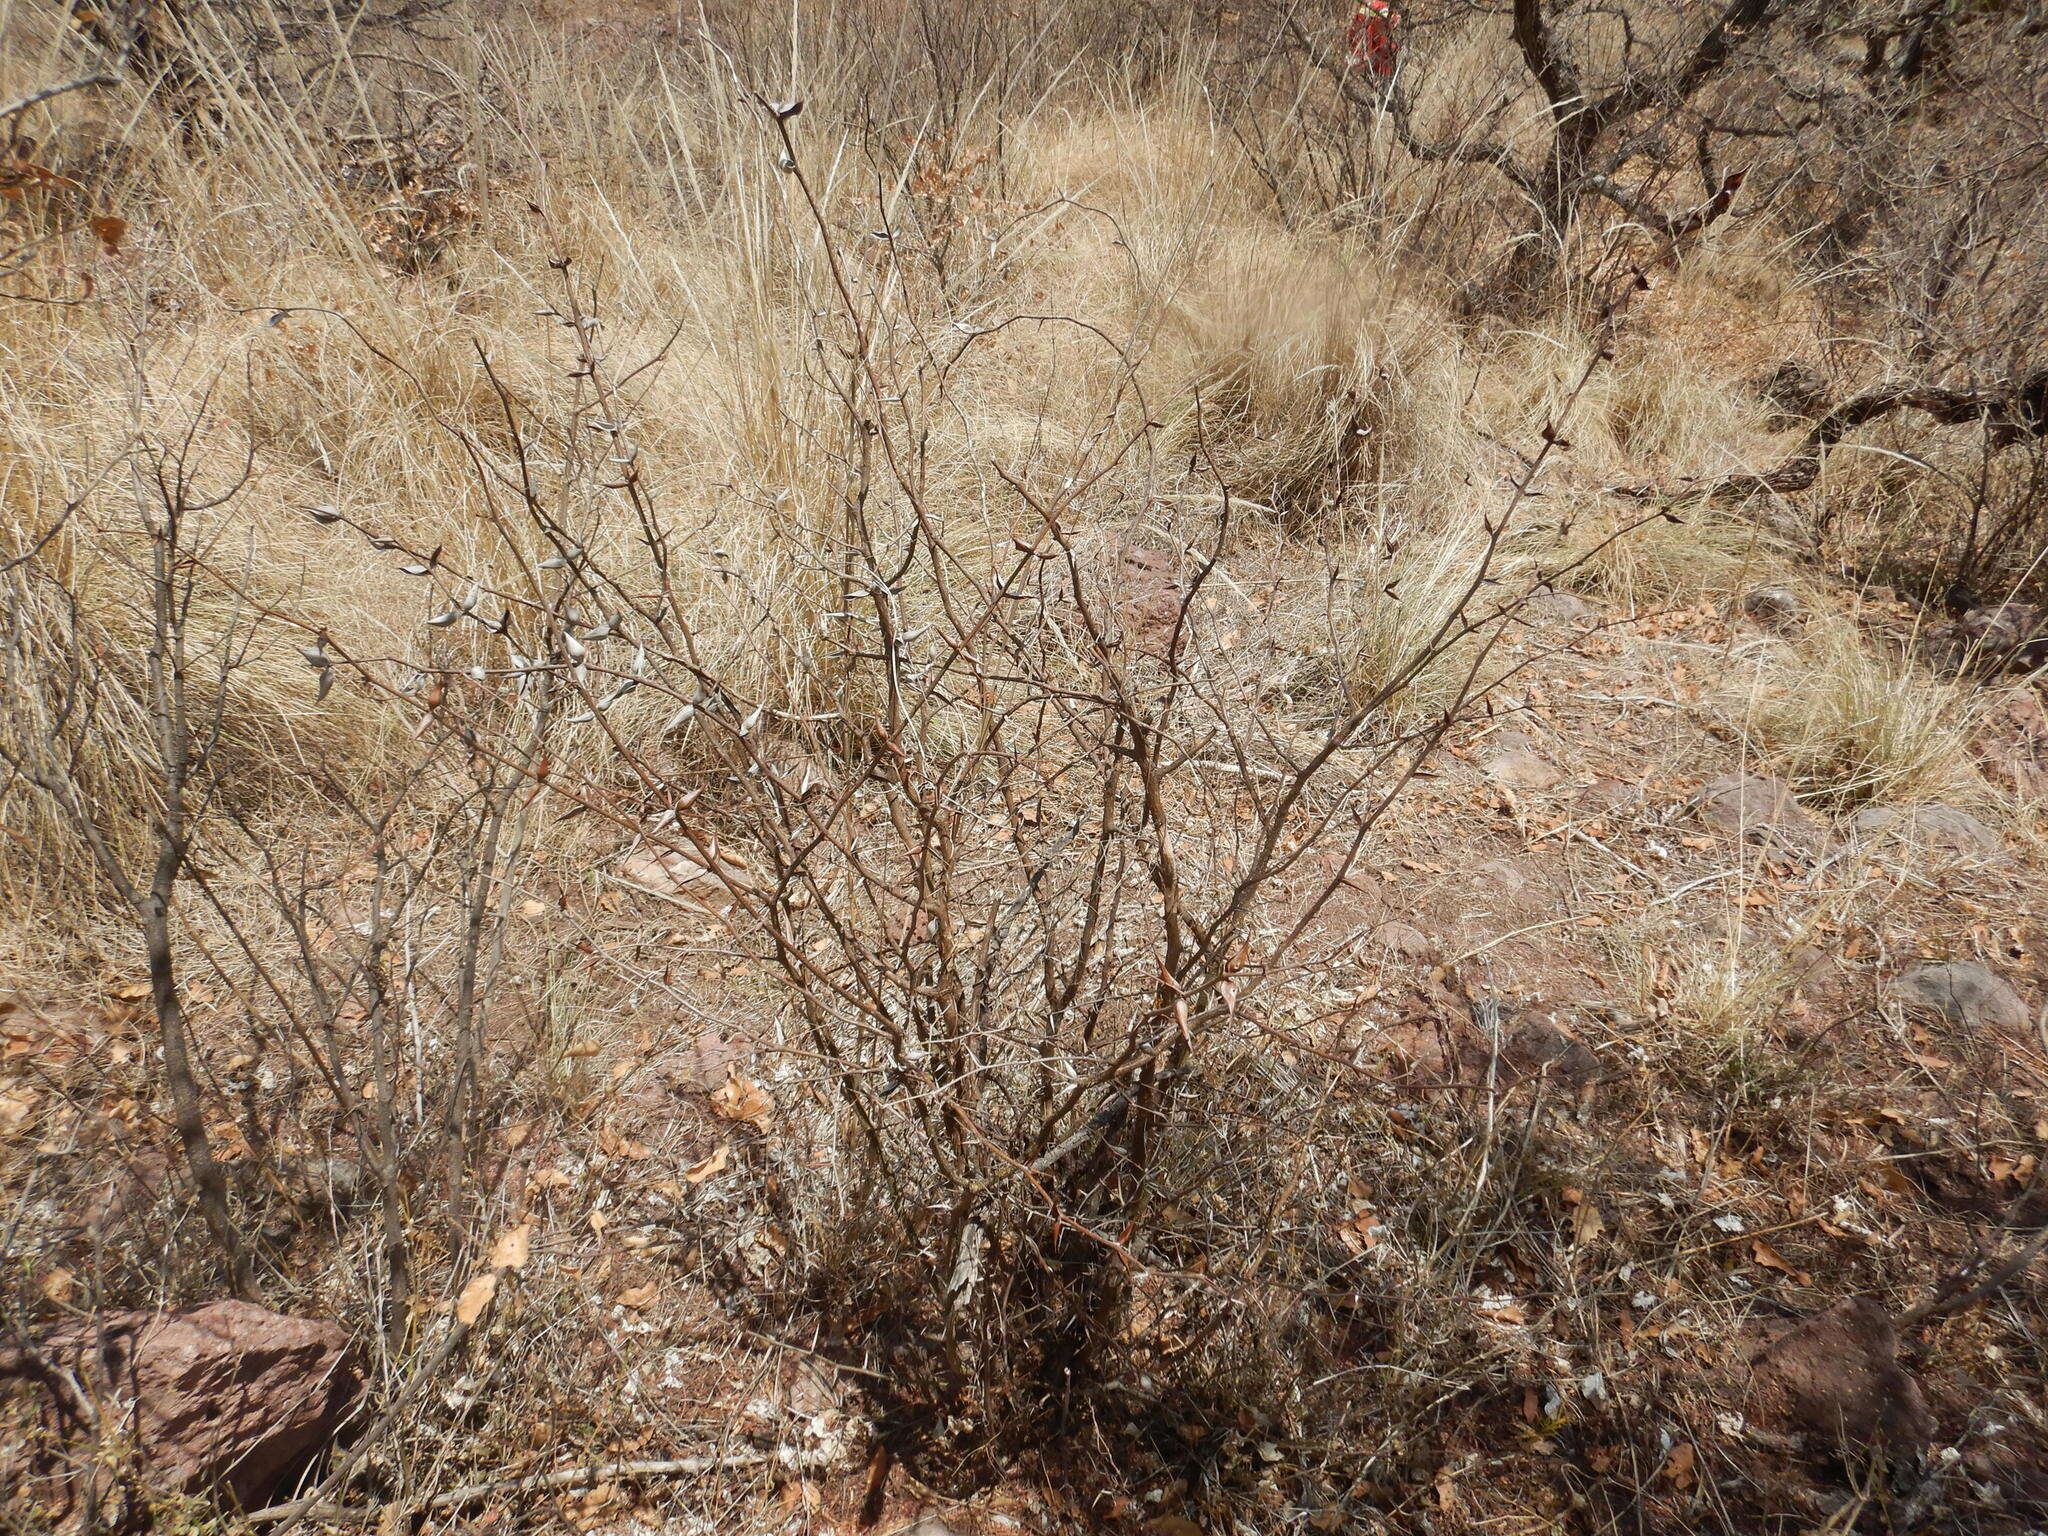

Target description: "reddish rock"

left=11, top=1301, right=360, bottom=1508
left=1694, top=772, right=1824, bottom=849
left=1893, top=960, right=2032, bottom=1033
left=1745, top=1298, right=1933, bottom=1455
left=1486, top=1011, right=1604, bottom=1088
left=1111, top=541, right=1187, bottom=658
left=1849, top=802, right=2001, bottom=855
left=1484, top=747, right=1565, bottom=792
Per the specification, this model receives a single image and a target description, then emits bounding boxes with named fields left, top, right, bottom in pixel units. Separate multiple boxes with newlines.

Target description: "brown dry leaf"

left=1662, top=1440, right=1696, bottom=1488
left=684, top=1143, right=731, bottom=1185
left=1571, top=1199, right=1606, bottom=1245
left=40, top=1267, right=76, bottom=1304
left=488, top=1222, right=532, bottom=1272
left=88, top=215, right=127, bottom=254
left=1750, top=1238, right=1810, bottom=1284
left=455, top=1270, right=499, bottom=1326
left=615, top=1282, right=659, bottom=1310
left=563, top=1040, right=600, bottom=1059
left=597, top=1127, right=651, bottom=1161
left=710, top=1072, right=774, bottom=1132
left=0, top=1084, right=36, bottom=1134
left=1146, top=1518, right=1205, bottom=1536
left=518, top=899, right=547, bottom=919
left=615, top=842, right=755, bottom=913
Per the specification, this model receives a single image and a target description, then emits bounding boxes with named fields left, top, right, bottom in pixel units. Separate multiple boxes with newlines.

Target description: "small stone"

left=1893, top=961, right=2031, bottom=1032
left=1694, top=773, right=1824, bottom=849
left=1371, top=921, right=1434, bottom=959
left=1487, top=1011, right=1604, bottom=1088
left=1849, top=802, right=2001, bottom=855
left=1959, top=601, right=2046, bottom=667
left=1750, top=360, right=1831, bottom=425
left=1518, top=589, right=1594, bottom=626
left=1740, top=585, right=1804, bottom=627
left=1745, top=1298, right=1933, bottom=1455
left=1485, top=748, right=1566, bottom=792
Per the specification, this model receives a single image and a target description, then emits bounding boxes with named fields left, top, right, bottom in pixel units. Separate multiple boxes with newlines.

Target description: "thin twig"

left=1897, top=1220, right=2048, bottom=1328
left=0, top=73, right=119, bottom=126
left=244, top=1448, right=831, bottom=1524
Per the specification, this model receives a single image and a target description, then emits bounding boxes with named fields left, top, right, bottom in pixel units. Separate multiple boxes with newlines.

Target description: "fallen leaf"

left=710, top=1072, right=774, bottom=1132
left=1572, top=1199, right=1606, bottom=1245
left=518, top=899, right=547, bottom=919
left=597, top=1127, right=651, bottom=1160
left=1662, top=1440, right=1695, bottom=1488
left=40, top=1267, right=76, bottom=1304
left=489, top=1222, right=532, bottom=1271
left=615, top=1282, right=659, bottom=1310
left=89, top=215, right=127, bottom=254
left=0, top=1085, right=36, bottom=1134
left=455, top=1270, right=498, bottom=1326
left=684, top=1143, right=731, bottom=1184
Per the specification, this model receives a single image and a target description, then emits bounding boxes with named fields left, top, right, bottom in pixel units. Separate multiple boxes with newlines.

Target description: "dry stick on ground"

left=1898, top=1159, right=2048, bottom=1329
left=1712, top=371, right=2048, bottom=497
left=247, top=1449, right=835, bottom=1524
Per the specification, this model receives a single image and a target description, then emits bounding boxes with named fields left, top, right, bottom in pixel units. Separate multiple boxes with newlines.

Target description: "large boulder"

left=8, top=1301, right=360, bottom=1508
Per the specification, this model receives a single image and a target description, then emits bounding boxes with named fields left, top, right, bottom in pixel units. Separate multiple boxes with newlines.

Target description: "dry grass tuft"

left=1728, top=623, right=1984, bottom=806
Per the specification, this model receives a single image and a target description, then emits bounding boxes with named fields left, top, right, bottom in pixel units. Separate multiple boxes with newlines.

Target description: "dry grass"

left=1728, top=621, right=1985, bottom=807
left=2, top=1, right=2044, bottom=1531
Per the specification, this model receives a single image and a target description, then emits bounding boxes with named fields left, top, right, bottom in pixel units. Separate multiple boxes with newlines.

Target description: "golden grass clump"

left=1727, top=623, right=1984, bottom=807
